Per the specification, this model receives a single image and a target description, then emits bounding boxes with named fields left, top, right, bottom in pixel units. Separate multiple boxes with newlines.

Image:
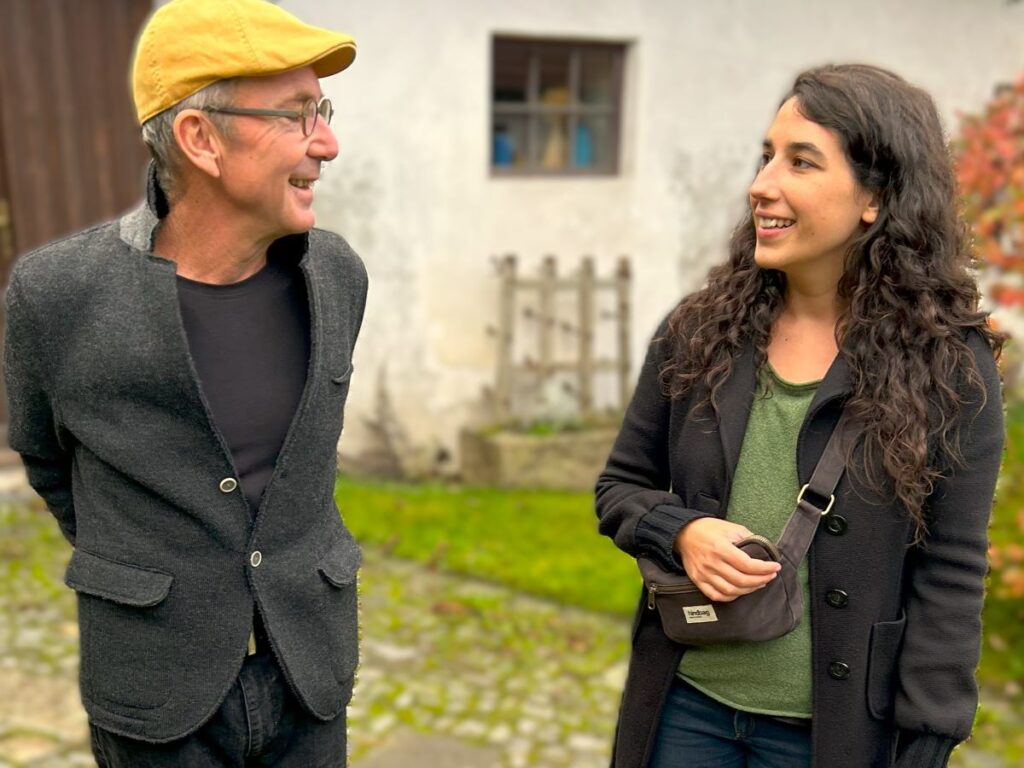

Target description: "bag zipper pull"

left=647, top=583, right=658, bottom=610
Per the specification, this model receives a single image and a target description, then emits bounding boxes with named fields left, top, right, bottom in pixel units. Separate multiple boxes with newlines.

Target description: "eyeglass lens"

left=302, top=98, right=334, bottom=136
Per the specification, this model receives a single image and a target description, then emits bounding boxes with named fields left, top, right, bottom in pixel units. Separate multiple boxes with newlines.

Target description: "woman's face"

left=748, top=97, right=877, bottom=284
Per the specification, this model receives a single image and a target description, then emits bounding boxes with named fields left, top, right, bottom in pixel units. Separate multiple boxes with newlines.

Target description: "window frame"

left=490, top=35, right=626, bottom=177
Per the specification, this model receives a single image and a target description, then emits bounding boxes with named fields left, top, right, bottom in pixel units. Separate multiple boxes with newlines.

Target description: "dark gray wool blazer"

left=596, top=317, right=1003, bottom=768
left=3, top=170, right=368, bottom=742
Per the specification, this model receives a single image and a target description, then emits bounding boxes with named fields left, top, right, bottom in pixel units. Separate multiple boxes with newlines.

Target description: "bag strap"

left=775, top=412, right=856, bottom=567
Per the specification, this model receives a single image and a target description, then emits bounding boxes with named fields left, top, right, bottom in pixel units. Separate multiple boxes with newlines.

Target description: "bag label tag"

left=683, top=605, right=718, bottom=623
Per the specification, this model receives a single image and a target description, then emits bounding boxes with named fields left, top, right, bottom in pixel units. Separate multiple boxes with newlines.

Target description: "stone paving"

left=0, top=474, right=627, bottom=767
left=1, top=467, right=1019, bottom=767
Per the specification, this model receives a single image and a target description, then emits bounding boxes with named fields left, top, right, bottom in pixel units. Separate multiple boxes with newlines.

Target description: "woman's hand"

left=673, top=517, right=781, bottom=602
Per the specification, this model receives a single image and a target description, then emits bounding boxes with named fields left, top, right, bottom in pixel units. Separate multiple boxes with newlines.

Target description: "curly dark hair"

left=660, top=64, right=1003, bottom=534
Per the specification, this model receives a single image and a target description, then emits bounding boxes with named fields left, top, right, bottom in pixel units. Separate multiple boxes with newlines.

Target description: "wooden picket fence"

left=489, top=254, right=632, bottom=425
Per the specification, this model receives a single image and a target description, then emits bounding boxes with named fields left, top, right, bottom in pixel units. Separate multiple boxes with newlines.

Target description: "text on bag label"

left=683, top=605, right=718, bottom=623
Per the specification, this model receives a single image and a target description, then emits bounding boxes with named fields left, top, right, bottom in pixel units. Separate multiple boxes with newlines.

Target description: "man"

left=3, top=0, right=366, bottom=764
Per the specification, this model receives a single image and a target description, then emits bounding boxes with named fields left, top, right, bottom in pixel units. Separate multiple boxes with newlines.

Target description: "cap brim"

left=311, top=42, right=357, bottom=79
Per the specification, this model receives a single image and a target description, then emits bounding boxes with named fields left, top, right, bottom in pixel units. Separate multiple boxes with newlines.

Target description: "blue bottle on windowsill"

left=574, top=122, right=593, bottom=168
left=493, top=125, right=514, bottom=166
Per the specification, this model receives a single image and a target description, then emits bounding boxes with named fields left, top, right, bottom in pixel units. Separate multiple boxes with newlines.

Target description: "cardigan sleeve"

left=3, top=270, right=76, bottom=545
left=595, top=316, right=714, bottom=571
left=893, top=331, right=1004, bottom=760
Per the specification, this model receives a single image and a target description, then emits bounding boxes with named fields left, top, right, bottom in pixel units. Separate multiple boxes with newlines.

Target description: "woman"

left=596, top=64, right=1003, bottom=768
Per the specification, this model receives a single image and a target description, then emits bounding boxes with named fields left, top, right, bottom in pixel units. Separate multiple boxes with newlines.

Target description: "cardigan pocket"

left=866, top=612, right=907, bottom=720
left=66, top=549, right=176, bottom=710
left=694, top=492, right=721, bottom=516
left=330, top=363, right=354, bottom=386
left=65, top=548, right=173, bottom=607
left=327, top=363, right=355, bottom=434
left=318, top=536, right=362, bottom=685
left=318, top=535, right=362, bottom=587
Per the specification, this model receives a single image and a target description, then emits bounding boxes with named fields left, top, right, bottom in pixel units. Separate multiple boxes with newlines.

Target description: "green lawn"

left=335, top=478, right=640, bottom=617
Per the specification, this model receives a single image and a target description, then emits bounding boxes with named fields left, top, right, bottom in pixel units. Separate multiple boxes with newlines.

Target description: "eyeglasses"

left=201, top=96, right=333, bottom=137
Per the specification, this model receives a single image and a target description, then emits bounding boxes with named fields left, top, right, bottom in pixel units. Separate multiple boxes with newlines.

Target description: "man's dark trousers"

left=90, top=651, right=346, bottom=767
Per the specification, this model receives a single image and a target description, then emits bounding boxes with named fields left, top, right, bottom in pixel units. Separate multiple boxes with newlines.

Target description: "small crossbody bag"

left=637, top=414, right=853, bottom=646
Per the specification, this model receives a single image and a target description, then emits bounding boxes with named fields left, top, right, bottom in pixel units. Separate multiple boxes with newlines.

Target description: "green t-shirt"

left=678, top=365, right=819, bottom=719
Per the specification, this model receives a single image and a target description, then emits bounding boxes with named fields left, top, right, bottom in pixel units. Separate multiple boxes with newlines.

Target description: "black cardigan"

left=5, top=171, right=368, bottom=742
left=596, top=319, right=1003, bottom=768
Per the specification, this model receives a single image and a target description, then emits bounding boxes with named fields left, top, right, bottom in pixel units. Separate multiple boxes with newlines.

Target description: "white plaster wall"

left=279, top=0, right=1024, bottom=465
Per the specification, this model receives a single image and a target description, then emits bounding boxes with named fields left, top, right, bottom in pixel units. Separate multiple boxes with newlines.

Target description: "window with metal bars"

left=491, top=36, right=625, bottom=175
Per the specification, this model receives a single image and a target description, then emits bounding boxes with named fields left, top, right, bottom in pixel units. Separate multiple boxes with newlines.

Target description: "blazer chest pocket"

left=65, top=549, right=177, bottom=710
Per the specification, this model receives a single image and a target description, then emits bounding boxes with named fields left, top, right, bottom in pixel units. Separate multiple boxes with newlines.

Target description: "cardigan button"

left=219, top=477, right=238, bottom=493
left=825, top=589, right=849, bottom=608
left=250, top=551, right=262, bottom=568
left=824, top=514, right=848, bottom=535
left=828, top=661, right=851, bottom=680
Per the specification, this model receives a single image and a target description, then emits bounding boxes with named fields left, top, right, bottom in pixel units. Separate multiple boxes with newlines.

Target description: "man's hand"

left=673, top=517, right=781, bottom=602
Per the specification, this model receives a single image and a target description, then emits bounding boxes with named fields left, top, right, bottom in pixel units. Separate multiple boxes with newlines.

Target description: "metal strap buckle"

left=797, top=484, right=835, bottom=516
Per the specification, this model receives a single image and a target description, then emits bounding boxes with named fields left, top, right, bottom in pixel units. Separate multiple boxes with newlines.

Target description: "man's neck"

left=153, top=196, right=275, bottom=285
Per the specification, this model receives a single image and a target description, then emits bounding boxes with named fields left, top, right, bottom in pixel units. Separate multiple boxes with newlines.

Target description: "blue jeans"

left=89, top=652, right=347, bottom=767
left=649, top=679, right=812, bottom=768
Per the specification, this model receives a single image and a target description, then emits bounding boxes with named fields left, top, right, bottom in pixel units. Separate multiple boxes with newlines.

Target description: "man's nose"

left=309, top=118, right=339, bottom=162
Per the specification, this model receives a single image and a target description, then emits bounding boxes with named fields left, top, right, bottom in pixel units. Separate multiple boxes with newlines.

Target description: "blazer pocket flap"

left=65, top=548, right=173, bottom=607
left=331, top=363, right=354, bottom=385
left=318, top=537, right=362, bottom=587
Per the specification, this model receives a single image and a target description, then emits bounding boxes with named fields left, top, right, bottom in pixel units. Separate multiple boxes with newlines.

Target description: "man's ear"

left=172, top=110, right=224, bottom=180
left=861, top=193, right=880, bottom=226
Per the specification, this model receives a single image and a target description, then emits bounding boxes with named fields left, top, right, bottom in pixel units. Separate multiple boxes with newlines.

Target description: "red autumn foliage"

left=954, top=77, right=1024, bottom=307
left=955, top=77, right=1024, bottom=602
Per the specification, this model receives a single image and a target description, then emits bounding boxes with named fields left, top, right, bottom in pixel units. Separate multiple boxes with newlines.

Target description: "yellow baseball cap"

left=132, top=0, right=356, bottom=125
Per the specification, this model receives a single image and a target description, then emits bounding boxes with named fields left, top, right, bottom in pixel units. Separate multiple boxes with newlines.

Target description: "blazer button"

left=828, top=661, right=851, bottom=680
left=825, top=589, right=849, bottom=608
left=824, top=514, right=848, bottom=535
left=250, top=551, right=262, bottom=567
left=219, top=477, right=238, bottom=493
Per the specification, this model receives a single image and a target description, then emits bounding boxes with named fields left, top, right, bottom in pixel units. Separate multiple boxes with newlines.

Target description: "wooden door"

left=0, top=0, right=153, bottom=424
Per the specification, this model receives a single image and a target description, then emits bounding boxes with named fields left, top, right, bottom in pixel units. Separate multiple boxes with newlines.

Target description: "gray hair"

left=140, top=79, right=237, bottom=201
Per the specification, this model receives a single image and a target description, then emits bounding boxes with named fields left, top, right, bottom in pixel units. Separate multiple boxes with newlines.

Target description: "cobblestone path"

left=0, top=499, right=627, bottom=767
left=1, top=490, right=1017, bottom=767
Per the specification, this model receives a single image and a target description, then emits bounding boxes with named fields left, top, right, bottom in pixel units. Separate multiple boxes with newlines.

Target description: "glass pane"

left=492, top=115, right=529, bottom=168
left=537, top=116, right=569, bottom=170
left=493, top=40, right=530, bottom=103
left=538, top=48, right=571, bottom=106
left=580, top=49, right=615, bottom=105
left=573, top=116, right=614, bottom=171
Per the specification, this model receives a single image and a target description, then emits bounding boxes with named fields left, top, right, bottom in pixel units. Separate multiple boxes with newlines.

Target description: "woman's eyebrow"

left=762, top=139, right=827, bottom=161
left=787, top=141, right=826, bottom=160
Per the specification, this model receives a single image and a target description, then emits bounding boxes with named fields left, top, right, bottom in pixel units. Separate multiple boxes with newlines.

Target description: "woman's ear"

left=861, top=193, right=880, bottom=226
left=171, top=110, right=224, bottom=180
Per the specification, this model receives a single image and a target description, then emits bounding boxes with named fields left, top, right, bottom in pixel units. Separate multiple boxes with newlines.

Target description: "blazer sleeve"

left=595, top=316, right=714, bottom=571
left=3, top=271, right=76, bottom=545
left=893, top=332, right=1004, bottom=763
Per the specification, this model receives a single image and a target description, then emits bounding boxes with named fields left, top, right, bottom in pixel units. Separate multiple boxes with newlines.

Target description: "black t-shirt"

left=176, top=252, right=310, bottom=513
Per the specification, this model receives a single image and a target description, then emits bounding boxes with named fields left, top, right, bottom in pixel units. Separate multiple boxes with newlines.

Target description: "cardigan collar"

left=118, top=161, right=309, bottom=263
left=715, top=343, right=854, bottom=483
